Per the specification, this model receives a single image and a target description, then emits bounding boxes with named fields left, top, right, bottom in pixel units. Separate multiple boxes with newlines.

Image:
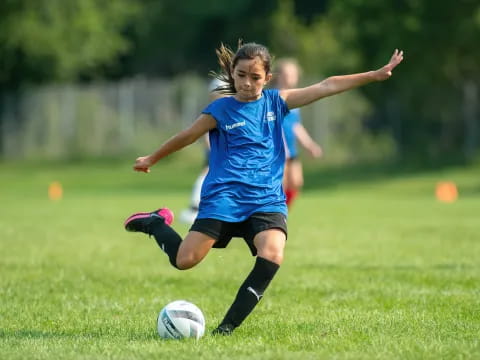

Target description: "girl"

left=274, top=58, right=323, bottom=208
left=124, top=42, right=404, bottom=335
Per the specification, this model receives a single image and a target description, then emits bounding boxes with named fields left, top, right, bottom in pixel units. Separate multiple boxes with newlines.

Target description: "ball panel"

left=168, top=309, right=205, bottom=326
left=168, top=316, right=191, bottom=338
left=157, top=308, right=183, bottom=339
left=189, top=320, right=205, bottom=339
left=157, top=300, right=205, bottom=340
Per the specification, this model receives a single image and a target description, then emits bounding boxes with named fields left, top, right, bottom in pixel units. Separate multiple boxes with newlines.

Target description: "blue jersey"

left=199, top=89, right=289, bottom=222
left=282, top=108, right=301, bottom=159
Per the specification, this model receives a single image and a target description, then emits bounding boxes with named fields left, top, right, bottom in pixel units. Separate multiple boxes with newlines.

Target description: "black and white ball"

left=157, top=300, right=205, bottom=339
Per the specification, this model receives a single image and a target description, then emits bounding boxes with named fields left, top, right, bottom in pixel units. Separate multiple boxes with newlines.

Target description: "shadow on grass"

left=302, top=159, right=479, bottom=191
left=1, top=156, right=478, bottom=194
left=0, top=329, right=157, bottom=341
left=301, top=262, right=476, bottom=272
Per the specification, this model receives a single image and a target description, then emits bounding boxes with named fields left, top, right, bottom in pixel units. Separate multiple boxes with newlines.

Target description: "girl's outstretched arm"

left=133, top=114, right=216, bottom=173
left=281, top=49, right=404, bottom=109
left=293, top=123, right=323, bottom=158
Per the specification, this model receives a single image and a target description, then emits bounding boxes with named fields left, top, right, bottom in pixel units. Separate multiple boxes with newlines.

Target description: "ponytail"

left=210, top=40, right=272, bottom=96
left=210, top=43, right=237, bottom=95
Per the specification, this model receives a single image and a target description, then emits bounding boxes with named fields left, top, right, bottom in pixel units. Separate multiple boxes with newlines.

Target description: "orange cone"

left=435, top=181, right=458, bottom=203
left=48, top=181, right=63, bottom=201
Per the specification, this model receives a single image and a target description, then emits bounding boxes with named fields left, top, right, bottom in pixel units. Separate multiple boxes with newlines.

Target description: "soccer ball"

left=157, top=300, right=205, bottom=340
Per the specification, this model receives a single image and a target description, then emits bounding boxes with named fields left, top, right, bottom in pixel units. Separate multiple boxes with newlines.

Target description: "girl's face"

left=277, top=62, right=299, bottom=89
left=232, top=57, right=272, bottom=102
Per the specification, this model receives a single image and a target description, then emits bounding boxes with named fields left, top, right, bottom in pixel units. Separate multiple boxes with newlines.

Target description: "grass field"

left=1, top=158, right=479, bottom=359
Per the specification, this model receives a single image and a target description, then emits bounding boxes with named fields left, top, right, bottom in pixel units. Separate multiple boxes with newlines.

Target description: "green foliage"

left=324, top=0, right=480, bottom=158
left=270, top=0, right=360, bottom=76
left=0, top=1, right=478, bottom=160
left=123, top=0, right=277, bottom=76
left=0, top=160, right=479, bottom=359
left=0, top=0, right=139, bottom=85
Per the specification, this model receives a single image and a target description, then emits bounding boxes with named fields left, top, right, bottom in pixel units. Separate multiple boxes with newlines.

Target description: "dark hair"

left=210, top=40, right=273, bottom=95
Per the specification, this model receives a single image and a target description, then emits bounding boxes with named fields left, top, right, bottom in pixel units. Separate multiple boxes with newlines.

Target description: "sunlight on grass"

left=1, top=160, right=479, bottom=359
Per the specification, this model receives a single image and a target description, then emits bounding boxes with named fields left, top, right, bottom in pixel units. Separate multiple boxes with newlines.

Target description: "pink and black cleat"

left=124, top=208, right=174, bottom=233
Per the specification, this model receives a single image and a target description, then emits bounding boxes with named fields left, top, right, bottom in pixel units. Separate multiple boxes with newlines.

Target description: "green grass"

left=1, top=159, right=479, bottom=359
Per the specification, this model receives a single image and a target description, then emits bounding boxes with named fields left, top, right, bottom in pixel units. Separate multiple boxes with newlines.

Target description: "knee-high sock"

left=149, top=220, right=182, bottom=269
left=219, top=257, right=280, bottom=328
left=285, top=188, right=299, bottom=208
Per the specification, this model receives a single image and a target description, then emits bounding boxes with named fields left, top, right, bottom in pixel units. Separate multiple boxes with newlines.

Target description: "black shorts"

left=189, top=212, right=288, bottom=256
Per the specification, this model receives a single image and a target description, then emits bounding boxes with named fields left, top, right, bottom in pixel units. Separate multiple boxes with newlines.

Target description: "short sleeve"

left=264, top=89, right=289, bottom=122
left=291, top=108, right=301, bottom=124
left=201, top=98, right=225, bottom=128
left=201, top=101, right=216, bottom=117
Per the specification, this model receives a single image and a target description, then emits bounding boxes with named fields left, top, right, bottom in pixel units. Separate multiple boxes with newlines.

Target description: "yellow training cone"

left=435, top=181, right=458, bottom=203
left=48, top=181, right=63, bottom=201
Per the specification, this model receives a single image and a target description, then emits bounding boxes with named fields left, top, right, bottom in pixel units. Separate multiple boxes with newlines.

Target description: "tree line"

left=1, top=0, right=478, bottom=161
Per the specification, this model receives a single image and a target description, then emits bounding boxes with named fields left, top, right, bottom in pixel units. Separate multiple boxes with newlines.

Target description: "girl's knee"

left=254, top=231, right=286, bottom=265
left=257, top=249, right=284, bottom=265
left=175, top=252, right=201, bottom=270
left=175, top=256, right=194, bottom=270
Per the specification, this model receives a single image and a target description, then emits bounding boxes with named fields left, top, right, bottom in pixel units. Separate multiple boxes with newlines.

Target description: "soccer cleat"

left=211, top=323, right=235, bottom=336
left=124, top=208, right=174, bottom=233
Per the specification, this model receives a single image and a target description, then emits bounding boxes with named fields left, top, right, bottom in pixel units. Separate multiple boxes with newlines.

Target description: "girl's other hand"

left=375, top=49, right=404, bottom=81
left=309, top=144, right=323, bottom=158
left=133, top=156, right=153, bottom=173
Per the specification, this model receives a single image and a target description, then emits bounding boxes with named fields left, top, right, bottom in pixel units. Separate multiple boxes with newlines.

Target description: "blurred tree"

left=271, top=0, right=480, bottom=161
left=0, top=0, right=477, bottom=161
left=0, top=0, right=139, bottom=88
left=325, top=0, right=480, bottom=160
left=270, top=0, right=386, bottom=163
left=270, top=0, right=360, bottom=76
left=117, top=0, right=277, bottom=77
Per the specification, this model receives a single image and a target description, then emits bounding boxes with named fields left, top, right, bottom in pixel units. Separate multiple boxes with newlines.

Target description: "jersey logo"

left=225, top=121, right=246, bottom=130
left=266, top=111, right=276, bottom=122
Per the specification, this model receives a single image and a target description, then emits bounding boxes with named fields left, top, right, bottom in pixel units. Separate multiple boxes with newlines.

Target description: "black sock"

left=219, top=257, right=280, bottom=329
left=149, top=219, right=182, bottom=269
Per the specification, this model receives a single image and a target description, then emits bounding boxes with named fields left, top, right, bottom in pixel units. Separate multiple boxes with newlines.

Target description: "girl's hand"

left=374, top=49, right=404, bottom=81
left=309, top=144, right=323, bottom=158
left=133, top=155, right=154, bottom=173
